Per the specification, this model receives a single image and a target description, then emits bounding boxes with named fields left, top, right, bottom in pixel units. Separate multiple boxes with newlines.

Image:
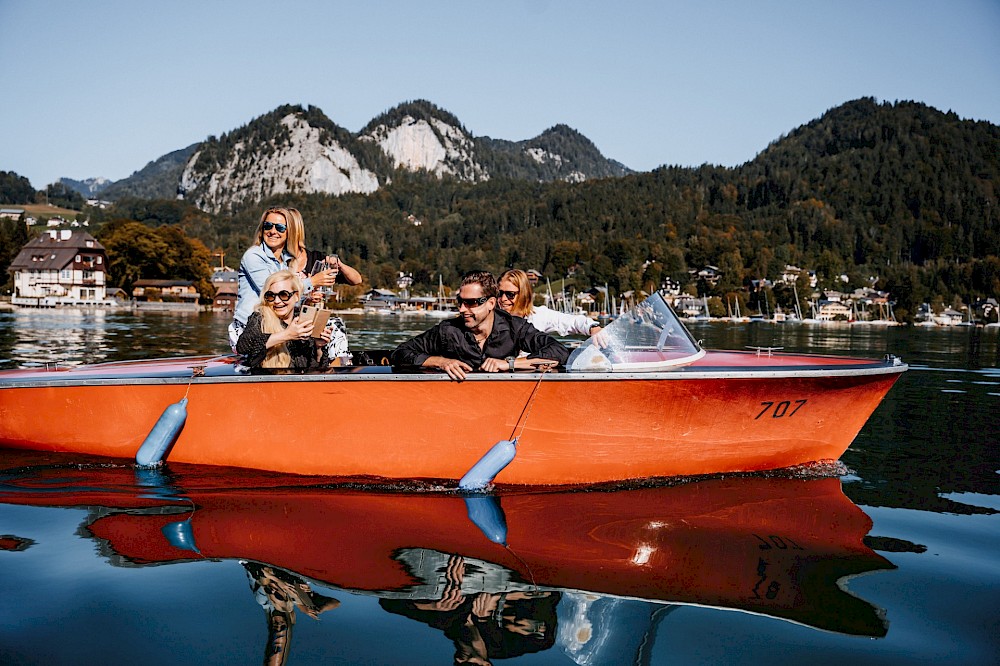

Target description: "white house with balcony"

left=7, top=229, right=113, bottom=306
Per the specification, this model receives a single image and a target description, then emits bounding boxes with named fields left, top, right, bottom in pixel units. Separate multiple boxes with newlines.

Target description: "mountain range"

left=44, top=97, right=1000, bottom=319
left=61, top=100, right=631, bottom=213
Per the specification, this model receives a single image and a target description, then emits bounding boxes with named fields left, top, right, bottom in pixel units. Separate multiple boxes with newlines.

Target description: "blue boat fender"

left=459, top=438, right=517, bottom=491
left=135, top=397, right=188, bottom=468
left=162, top=520, right=200, bottom=553
left=464, top=496, right=508, bottom=546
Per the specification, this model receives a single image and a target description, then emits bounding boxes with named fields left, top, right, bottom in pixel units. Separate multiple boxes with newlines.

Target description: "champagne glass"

left=311, top=259, right=332, bottom=298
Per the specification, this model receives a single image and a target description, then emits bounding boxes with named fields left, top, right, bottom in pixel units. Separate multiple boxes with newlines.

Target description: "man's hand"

left=479, top=357, right=509, bottom=373
left=425, top=356, right=474, bottom=381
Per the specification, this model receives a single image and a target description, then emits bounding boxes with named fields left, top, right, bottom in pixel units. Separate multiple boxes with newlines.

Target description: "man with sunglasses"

left=391, top=271, right=569, bottom=381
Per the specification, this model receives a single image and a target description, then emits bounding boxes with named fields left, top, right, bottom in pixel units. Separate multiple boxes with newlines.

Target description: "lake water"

left=1, top=309, right=998, bottom=665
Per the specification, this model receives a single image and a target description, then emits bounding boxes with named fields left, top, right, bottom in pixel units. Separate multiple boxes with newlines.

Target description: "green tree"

left=0, top=171, right=36, bottom=204
left=98, top=219, right=170, bottom=292
left=42, top=182, right=85, bottom=210
left=96, top=220, right=215, bottom=300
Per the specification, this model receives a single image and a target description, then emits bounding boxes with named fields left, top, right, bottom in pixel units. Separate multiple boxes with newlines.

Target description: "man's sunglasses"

left=262, top=221, right=287, bottom=233
left=263, top=289, right=297, bottom=303
left=498, top=290, right=518, bottom=300
left=456, top=296, right=491, bottom=308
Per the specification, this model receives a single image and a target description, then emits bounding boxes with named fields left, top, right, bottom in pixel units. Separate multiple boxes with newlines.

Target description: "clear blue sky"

left=2, top=0, right=998, bottom=190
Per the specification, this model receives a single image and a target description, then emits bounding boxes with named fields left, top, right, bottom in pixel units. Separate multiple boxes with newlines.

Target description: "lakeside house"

left=132, top=279, right=200, bottom=301
left=131, top=279, right=201, bottom=312
left=359, top=287, right=459, bottom=314
left=211, top=267, right=238, bottom=311
left=7, top=229, right=113, bottom=307
left=361, top=288, right=401, bottom=312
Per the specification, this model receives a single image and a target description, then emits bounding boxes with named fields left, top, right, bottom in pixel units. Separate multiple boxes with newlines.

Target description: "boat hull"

left=0, top=351, right=905, bottom=485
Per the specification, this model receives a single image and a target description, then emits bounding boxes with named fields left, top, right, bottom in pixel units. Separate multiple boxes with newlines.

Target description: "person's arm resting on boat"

left=477, top=314, right=567, bottom=372
left=391, top=324, right=476, bottom=381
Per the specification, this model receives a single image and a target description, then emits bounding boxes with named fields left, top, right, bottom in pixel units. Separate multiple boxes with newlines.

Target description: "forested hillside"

left=101, top=144, right=199, bottom=200
left=86, top=99, right=1000, bottom=319
left=0, top=171, right=36, bottom=204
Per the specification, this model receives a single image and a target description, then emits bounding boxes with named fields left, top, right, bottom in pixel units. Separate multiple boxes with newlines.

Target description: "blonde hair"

left=498, top=269, right=535, bottom=318
left=286, top=208, right=308, bottom=265
left=252, top=207, right=304, bottom=263
left=255, top=269, right=303, bottom=368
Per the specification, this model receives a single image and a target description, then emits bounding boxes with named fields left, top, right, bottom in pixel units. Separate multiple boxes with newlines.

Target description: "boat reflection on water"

left=0, top=452, right=894, bottom=664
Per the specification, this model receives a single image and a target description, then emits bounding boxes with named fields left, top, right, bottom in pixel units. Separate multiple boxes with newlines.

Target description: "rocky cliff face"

left=361, top=113, right=488, bottom=182
left=59, top=176, right=111, bottom=196
left=105, top=100, right=630, bottom=213
left=180, top=113, right=379, bottom=213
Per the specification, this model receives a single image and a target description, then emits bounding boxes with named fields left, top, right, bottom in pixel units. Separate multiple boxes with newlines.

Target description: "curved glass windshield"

left=566, top=292, right=705, bottom=372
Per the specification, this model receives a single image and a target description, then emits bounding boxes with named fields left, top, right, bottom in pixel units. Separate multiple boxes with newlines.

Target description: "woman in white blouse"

left=497, top=269, right=604, bottom=339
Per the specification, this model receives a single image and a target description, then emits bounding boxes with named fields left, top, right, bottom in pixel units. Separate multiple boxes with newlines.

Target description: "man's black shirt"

left=390, top=309, right=570, bottom=369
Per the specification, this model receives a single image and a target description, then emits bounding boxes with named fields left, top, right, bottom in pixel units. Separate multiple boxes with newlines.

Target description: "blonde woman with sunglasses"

left=229, top=207, right=339, bottom=349
left=235, top=270, right=332, bottom=369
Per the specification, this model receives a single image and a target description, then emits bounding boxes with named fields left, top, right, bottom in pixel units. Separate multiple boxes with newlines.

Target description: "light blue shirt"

left=233, top=243, right=313, bottom=325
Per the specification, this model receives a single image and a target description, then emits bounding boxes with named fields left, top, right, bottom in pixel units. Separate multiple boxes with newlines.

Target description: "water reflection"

left=0, top=452, right=895, bottom=664
left=380, top=558, right=559, bottom=664
left=242, top=561, right=340, bottom=666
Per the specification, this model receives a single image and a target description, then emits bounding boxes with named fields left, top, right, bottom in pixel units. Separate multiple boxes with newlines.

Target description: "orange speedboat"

left=0, top=294, right=906, bottom=485
left=0, top=452, right=894, bottom=639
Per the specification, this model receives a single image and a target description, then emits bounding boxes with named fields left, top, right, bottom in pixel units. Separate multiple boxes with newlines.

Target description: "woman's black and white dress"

left=235, top=311, right=330, bottom=369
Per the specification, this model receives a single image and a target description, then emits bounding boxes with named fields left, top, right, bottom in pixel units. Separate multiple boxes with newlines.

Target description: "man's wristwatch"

left=506, top=356, right=516, bottom=372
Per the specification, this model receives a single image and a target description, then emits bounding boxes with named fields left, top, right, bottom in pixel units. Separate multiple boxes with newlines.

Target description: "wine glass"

left=311, top=259, right=332, bottom=298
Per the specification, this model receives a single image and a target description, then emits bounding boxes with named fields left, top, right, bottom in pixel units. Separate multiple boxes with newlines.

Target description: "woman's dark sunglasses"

left=262, top=221, right=287, bottom=233
left=498, top=290, right=518, bottom=300
left=456, top=296, right=491, bottom=308
left=263, top=290, right=297, bottom=303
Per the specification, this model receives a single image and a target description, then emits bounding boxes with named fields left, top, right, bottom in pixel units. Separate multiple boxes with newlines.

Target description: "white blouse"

left=527, top=305, right=598, bottom=337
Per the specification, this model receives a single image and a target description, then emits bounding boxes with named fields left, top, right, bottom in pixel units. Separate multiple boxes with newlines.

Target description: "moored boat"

left=0, top=293, right=906, bottom=485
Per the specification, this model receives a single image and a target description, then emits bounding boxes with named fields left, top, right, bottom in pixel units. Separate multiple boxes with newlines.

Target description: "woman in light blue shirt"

left=228, top=207, right=337, bottom=348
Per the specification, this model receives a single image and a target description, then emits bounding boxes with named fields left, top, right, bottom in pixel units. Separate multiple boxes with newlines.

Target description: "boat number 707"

left=755, top=400, right=807, bottom=419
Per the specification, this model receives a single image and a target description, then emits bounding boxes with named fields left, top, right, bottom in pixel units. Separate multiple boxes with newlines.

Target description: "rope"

left=507, top=365, right=552, bottom=442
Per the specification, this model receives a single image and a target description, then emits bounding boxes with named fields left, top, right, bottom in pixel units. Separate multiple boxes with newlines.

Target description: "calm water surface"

left=0, top=310, right=998, bottom=665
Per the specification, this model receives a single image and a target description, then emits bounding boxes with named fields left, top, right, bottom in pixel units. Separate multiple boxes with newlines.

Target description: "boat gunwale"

left=0, top=360, right=908, bottom=389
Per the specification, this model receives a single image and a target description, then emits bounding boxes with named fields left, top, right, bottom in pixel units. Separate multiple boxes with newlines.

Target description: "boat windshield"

left=566, top=292, right=705, bottom=372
